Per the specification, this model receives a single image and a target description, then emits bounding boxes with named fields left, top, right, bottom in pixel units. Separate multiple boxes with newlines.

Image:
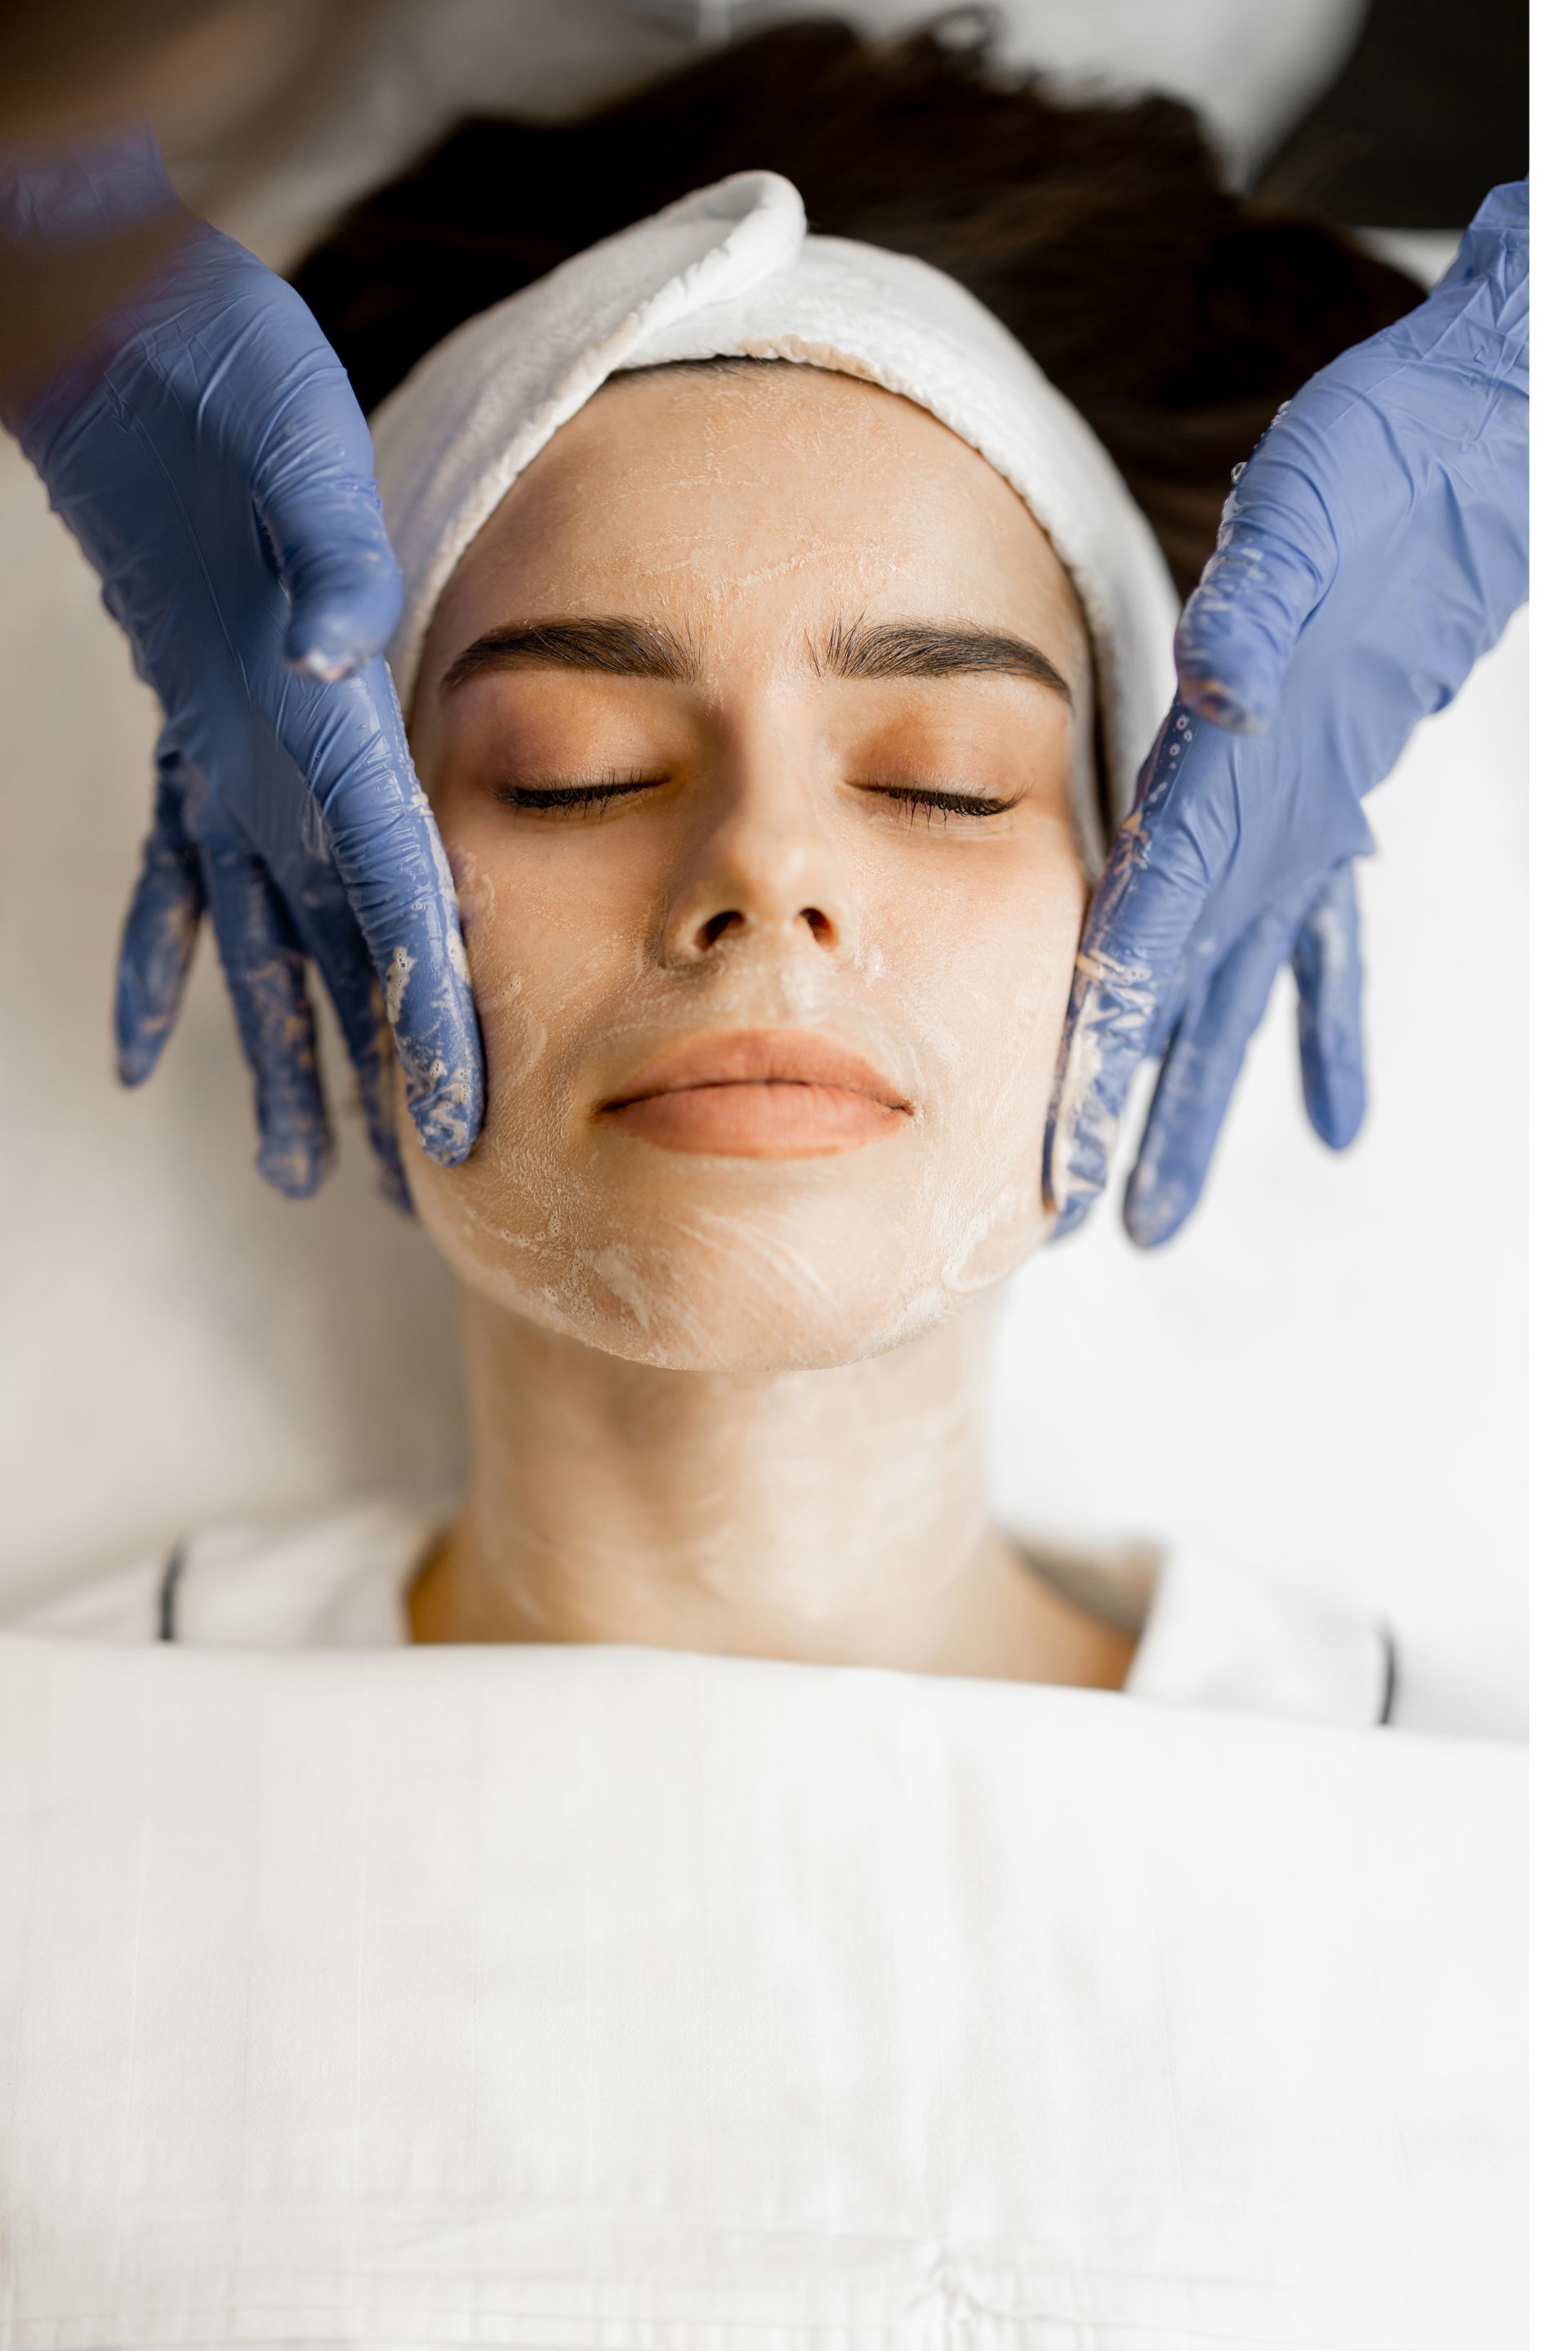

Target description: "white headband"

left=372, top=171, right=1177, bottom=866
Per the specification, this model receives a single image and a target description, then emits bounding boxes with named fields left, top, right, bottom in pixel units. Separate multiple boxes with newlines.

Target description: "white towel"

left=372, top=171, right=1178, bottom=867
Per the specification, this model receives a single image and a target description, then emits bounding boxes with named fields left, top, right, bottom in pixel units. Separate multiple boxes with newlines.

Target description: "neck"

left=408, top=1291, right=1132, bottom=1688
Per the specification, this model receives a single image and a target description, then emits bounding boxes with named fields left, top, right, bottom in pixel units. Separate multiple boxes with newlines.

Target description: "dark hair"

left=292, top=13, right=1423, bottom=599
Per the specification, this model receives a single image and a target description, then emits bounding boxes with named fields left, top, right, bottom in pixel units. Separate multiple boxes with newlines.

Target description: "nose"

left=657, top=766, right=853, bottom=968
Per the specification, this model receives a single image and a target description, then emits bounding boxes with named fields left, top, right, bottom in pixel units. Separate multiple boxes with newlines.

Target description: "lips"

left=599, top=1028, right=912, bottom=1159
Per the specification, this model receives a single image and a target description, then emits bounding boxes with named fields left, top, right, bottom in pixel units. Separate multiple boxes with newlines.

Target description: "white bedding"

left=0, top=1627, right=1525, bottom=2349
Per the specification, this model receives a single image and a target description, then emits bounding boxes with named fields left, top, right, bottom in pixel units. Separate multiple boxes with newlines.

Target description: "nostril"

left=689, top=906, right=836, bottom=953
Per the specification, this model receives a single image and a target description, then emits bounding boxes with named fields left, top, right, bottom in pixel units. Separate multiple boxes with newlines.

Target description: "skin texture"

left=400, top=362, right=1133, bottom=1687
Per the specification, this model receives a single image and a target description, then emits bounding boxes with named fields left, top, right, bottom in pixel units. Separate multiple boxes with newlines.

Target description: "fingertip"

left=282, top=559, right=403, bottom=683
left=1303, top=1059, right=1366, bottom=1153
left=394, top=986, right=485, bottom=1170
left=1040, top=1115, right=1104, bottom=1243
left=283, top=606, right=384, bottom=683
left=286, top=641, right=363, bottom=685
left=407, top=1074, right=481, bottom=1169
left=376, top=1155, right=416, bottom=1216
left=327, top=820, right=483, bottom=1167
left=1040, top=1193, right=1089, bottom=1245
left=359, top=1049, right=415, bottom=1209
left=255, top=1123, right=332, bottom=1200
left=114, top=956, right=174, bottom=1086
left=1173, top=538, right=1302, bottom=735
left=1174, top=671, right=1269, bottom=734
left=1040, top=979, right=1159, bottom=1243
left=201, top=847, right=336, bottom=1204
left=114, top=868, right=203, bottom=1087
left=1293, top=862, right=1366, bottom=1155
left=114, top=1024, right=164, bottom=1089
left=1121, top=1160, right=1194, bottom=1249
left=1121, top=1062, right=1216, bottom=1248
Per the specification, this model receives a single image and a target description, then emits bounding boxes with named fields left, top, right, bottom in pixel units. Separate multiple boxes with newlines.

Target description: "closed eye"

left=855, top=781, right=1025, bottom=823
left=492, top=776, right=1023, bottom=824
left=493, top=774, right=666, bottom=817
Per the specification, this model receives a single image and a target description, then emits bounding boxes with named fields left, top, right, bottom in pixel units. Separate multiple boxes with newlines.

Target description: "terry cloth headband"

left=372, top=171, right=1178, bottom=870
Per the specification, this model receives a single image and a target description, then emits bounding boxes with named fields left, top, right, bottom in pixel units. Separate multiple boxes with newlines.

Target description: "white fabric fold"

left=372, top=170, right=1178, bottom=865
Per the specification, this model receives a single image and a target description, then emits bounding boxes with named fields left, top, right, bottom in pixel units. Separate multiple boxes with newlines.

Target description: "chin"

left=483, top=1271, right=969, bottom=1375
left=407, top=1139, right=1050, bottom=1374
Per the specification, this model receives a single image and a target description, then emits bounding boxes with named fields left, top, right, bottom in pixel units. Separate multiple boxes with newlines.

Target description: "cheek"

left=861, top=841, right=1085, bottom=1286
left=394, top=833, right=644, bottom=1320
left=862, top=834, right=1085, bottom=1110
left=442, top=824, right=653, bottom=1113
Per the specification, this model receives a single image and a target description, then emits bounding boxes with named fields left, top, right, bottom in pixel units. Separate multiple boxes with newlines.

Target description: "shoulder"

left=1126, top=1552, right=1396, bottom=1730
left=7, top=1496, right=443, bottom=1650
left=1016, top=1534, right=1395, bottom=1730
left=6, top=1548, right=172, bottom=1643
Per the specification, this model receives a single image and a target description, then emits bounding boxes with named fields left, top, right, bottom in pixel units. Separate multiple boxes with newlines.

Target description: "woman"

left=12, top=26, right=1410, bottom=1725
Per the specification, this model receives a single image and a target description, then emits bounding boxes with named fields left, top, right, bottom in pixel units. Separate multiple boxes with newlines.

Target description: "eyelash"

left=862, top=781, right=1024, bottom=826
left=494, top=777, right=1022, bottom=824
left=496, top=773, right=658, bottom=819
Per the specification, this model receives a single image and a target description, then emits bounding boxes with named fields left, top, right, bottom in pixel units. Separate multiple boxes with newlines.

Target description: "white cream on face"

left=401, top=362, right=1094, bottom=1374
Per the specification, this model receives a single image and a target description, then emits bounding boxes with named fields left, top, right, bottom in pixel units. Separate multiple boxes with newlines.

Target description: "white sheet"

left=0, top=1628, right=1525, bottom=2348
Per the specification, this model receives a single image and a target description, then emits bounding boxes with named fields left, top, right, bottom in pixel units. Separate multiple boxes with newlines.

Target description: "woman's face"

left=404, top=363, right=1094, bottom=1371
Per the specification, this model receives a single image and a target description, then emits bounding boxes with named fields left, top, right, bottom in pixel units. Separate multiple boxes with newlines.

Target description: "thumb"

left=251, top=363, right=403, bottom=682
left=265, top=470, right=404, bottom=683
left=1174, top=428, right=1339, bottom=733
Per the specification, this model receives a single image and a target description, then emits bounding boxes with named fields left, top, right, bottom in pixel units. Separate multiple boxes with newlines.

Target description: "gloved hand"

left=0, top=123, right=483, bottom=1200
left=1045, top=179, right=1528, bottom=1247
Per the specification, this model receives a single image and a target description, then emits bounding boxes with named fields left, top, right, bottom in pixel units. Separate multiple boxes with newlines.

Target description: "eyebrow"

left=813, top=614, right=1073, bottom=705
left=439, top=610, right=1073, bottom=705
left=441, top=616, right=702, bottom=693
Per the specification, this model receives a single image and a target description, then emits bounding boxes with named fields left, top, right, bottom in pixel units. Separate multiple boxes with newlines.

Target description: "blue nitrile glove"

left=1045, top=179, right=1528, bottom=1247
left=0, top=123, right=483, bottom=1201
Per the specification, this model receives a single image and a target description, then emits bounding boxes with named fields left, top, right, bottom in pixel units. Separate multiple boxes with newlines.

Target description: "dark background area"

left=1254, top=0, right=1527, bottom=225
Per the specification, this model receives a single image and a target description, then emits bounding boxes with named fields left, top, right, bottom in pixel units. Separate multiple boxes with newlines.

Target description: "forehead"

left=423, top=361, right=1089, bottom=675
